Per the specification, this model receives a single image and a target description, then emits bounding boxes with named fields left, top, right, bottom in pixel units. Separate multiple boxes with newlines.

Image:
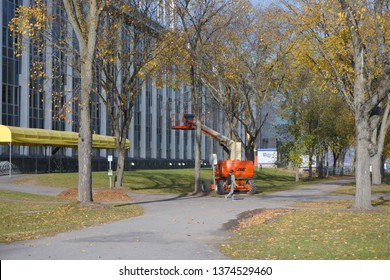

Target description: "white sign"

left=108, top=155, right=113, bottom=162
left=258, top=149, right=277, bottom=164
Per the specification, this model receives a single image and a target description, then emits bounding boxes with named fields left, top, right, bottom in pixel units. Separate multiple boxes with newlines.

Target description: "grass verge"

left=2, top=168, right=303, bottom=243
left=220, top=198, right=390, bottom=260
left=0, top=190, right=143, bottom=243
left=12, top=168, right=311, bottom=194
left=12, top=169, right=212, bottom=193
left=330, top=184, right=390, bottom=196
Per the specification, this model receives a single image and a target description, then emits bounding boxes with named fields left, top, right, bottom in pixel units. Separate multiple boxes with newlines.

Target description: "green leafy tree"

left=282, top=0, right=390, bottom=209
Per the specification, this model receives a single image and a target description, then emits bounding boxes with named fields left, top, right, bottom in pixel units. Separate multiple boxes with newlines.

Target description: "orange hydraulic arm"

left=172, top=113, right=242, bottom=160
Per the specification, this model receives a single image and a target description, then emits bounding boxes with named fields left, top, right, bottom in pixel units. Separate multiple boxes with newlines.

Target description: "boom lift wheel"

left=201, top=180, right=211, bottom=194
left=216, top=180, right=225, bottom=195
left=246, top=179, right=256, bottom=194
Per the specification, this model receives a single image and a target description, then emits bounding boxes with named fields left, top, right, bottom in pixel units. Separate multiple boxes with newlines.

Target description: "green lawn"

left=330, top=183, right=390, bottom=196
left=328, top=172, right=390, bottom=196
left=13, top=168, right=213, bottom=193
left=12, top=167, right=307, bottom=194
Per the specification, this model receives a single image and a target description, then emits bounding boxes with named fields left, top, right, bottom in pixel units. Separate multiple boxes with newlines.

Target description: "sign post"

left=209, top=154, right=217, bottom=193
left=108, top=155, right=113, bottom=189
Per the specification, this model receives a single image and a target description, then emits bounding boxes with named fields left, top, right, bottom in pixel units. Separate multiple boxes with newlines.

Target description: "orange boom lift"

left=172, top=113, right=256, bottom=195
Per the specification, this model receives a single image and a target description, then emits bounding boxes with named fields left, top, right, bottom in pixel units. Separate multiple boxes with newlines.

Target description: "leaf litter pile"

left=227, top=208, right=292, bottom=231
left=57, top=188, right=137, bottom=202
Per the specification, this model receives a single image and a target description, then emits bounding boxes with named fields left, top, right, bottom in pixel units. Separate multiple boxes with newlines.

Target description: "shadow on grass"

left=122, top=170, right=195, bottom=193
left=114, top=192, right=208, bottom=207
left=372, top=197, right=390, bottom=207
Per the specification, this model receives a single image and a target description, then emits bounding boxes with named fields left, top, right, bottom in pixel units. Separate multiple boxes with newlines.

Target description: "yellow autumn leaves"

left=9, top=0, right=51, bottom=44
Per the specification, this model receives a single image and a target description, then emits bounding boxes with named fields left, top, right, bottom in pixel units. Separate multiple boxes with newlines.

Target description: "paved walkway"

left=0, top=175, right=355, bottom=260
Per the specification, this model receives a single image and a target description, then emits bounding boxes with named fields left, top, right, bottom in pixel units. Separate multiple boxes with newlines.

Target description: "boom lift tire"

left=246, top=179, right=256, bottom=194
left=216, top=180, right=225, bottom=195
left=201, top=180, right=211, bottom=194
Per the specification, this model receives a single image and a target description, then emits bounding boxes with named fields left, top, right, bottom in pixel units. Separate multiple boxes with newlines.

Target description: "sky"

left=251, top=0, right=274, bottom=7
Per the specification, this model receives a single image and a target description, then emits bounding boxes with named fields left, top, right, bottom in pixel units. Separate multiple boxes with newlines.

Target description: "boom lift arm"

left=172, top=113, right=242, bottom=160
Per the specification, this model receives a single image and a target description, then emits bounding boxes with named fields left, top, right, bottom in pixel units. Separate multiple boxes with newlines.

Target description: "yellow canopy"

left=0, top=125, right=130, bottom=149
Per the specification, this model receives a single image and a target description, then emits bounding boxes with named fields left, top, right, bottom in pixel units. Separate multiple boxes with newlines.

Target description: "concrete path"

left=0, top=175, right=355, bottom=260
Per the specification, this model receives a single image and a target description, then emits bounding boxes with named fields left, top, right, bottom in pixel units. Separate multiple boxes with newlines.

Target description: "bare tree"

left=202, top=4, right=289, bottom=161
left=95, top=0, right=167, bottom=188
left=170, top=0, right=243, bottom=192
left=10, top=0, right=105, bottom=203
left=61, top=0, right=106, bottom=203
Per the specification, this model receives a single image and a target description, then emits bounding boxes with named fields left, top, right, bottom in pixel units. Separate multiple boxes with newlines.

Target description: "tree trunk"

left=317, top=154, right=322, bottom=178
left=337, top=0, right=374, bottom=209
left=326, top=147, right=329, bottom=177
left=339, top=150, right=346, bottom=176
left=308, top=145, right=315, bottom=179
left=349, top=149, right=355, bottom=174
left=371, top=153, right=383, bottom=185
left=332, top=151, right=339, bottom=176
left=370, top=101, right=390, bottom=185
left=245, top=144, right=255, bottom=161
left=62, top=0, right=103, bottom=203
left=353, top=117, right=372, bottom=209
left=295, top=165, right=300, bottom=182
left=192, top=63, right=202, bottom=194
left=317, top=151, right=324, bottom=178
left=115, top=146, right=126, bottom=188
left=78, top=50, right=93, bottom=203
left=194, top=118, right=202, bottom=193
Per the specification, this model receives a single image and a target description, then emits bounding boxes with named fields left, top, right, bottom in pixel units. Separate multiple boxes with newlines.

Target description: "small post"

left=9, top=143, right=12, bottom=178
left=108, top=155, right=113, bottom=189
left=210, top=154, right=217, bottom=193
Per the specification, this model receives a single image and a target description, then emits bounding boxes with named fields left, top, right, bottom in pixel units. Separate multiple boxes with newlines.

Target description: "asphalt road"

left=0, top=175, right=355, bottom=260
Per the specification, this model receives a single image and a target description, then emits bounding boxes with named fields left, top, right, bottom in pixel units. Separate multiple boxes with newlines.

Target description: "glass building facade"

left=2, top=0, right=21, bottom=127
left=0, top=0, right=227, bottom=169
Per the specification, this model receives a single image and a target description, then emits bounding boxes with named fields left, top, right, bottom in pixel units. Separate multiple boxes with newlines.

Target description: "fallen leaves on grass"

left=292, top=198, right=390, bottom=209
left=57, top=188, right=137, bottom=202
left=291, top=200, right=353, bottom=209
left=221, top=208, right=390, bottom=260
left=234, top=209, right=292, bottom=231
left=1, top=200, right=143, bottom=243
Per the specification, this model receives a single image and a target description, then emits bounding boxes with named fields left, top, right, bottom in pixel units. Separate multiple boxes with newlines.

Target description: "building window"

left=1, top=0, right=21, bottom=126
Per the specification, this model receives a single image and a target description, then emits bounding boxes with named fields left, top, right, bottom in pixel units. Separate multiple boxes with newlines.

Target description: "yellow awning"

left=0, top=125, right=130, bottom=149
